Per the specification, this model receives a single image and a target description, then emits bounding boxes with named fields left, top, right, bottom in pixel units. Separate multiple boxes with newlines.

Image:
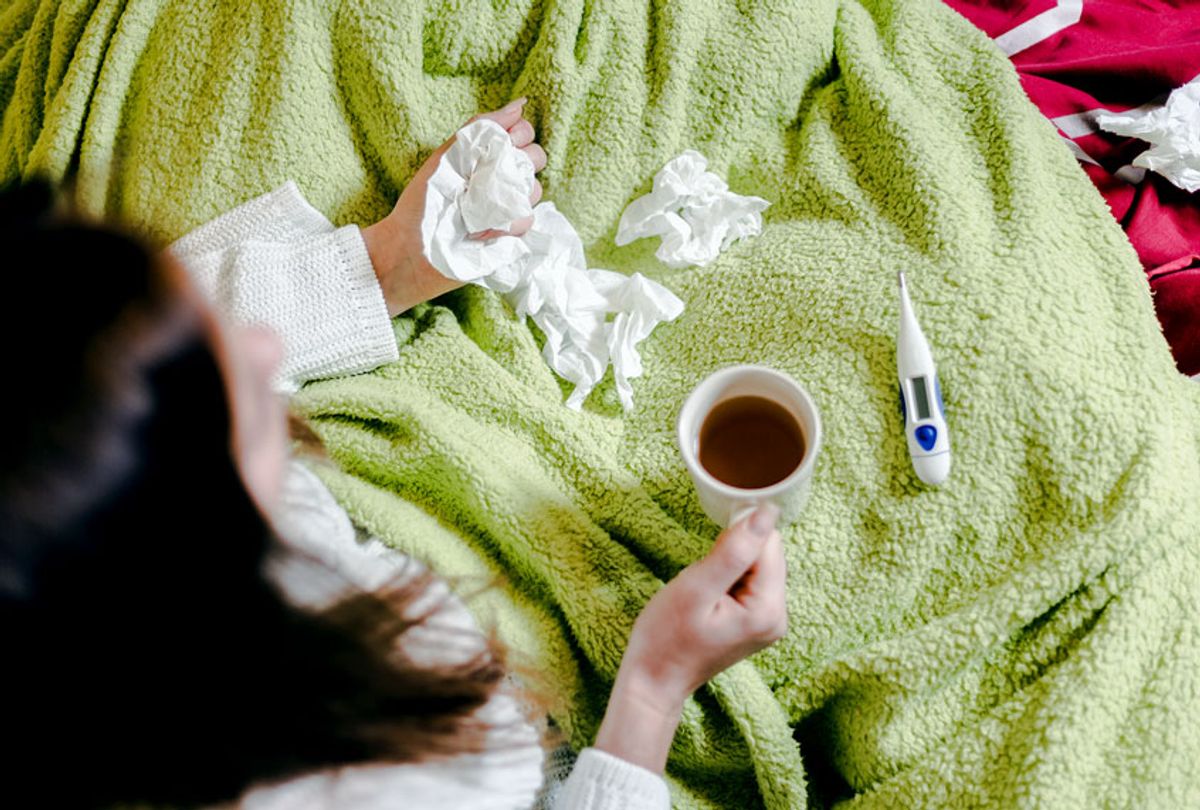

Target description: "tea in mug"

left=698, top=395, right=806, bottom=489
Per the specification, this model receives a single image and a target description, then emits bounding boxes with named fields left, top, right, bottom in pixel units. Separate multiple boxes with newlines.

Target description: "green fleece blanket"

left=6, top=0, right=1200, bottom=807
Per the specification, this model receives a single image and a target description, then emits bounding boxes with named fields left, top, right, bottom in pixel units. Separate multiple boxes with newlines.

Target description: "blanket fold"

left=5, top=0, right=1198, bottom=807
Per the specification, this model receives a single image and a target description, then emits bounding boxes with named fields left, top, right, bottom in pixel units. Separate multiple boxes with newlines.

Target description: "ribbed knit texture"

left=169, top=182, right=397, bottom=393
left=554, top=749, right=671, bottom=810
left=536, top=742, right=580, bottom=810
left=4, top=1, right=1199, bottom=808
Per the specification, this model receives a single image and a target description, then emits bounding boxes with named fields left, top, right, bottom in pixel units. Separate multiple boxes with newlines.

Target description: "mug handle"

left=729, top=502, right=759, bottom=527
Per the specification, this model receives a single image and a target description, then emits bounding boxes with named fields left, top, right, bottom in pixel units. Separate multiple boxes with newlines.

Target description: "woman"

left=0, top=100, right=788, bottom=809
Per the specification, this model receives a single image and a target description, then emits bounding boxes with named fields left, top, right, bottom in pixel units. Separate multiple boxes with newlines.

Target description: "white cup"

left=677, top=365, right=822, bottom=527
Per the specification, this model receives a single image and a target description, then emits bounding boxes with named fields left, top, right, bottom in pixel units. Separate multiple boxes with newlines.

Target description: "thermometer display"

left=910, top=376, right=931, bottom=420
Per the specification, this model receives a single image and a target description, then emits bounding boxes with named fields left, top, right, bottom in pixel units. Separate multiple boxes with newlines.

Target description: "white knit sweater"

left=170, top=182, right=671, bottom=810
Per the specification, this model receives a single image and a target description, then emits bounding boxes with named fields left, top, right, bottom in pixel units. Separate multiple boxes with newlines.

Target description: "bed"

left=4, top=0, right=1198, bottom=806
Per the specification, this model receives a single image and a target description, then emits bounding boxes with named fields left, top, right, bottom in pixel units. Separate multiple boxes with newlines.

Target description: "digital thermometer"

left=897, top=271, right=950, bottom=485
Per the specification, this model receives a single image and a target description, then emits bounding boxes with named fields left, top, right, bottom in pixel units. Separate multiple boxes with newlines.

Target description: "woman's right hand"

left=593, top=504, right=788, bottom=773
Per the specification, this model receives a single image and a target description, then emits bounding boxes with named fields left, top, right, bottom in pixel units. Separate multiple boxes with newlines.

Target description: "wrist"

left=360, top=218, right=405, bottom=316
left=361, top=216, right=453, bottom=317
left=593, top=668, right=686, bottom=774
left=612, top=658, right=690, bottom=718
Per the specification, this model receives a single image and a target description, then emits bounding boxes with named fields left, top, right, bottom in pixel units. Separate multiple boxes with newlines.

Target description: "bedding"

left=943, top=0, right=1200, bottom=375
left=4, top=0, right=1200, bottom=807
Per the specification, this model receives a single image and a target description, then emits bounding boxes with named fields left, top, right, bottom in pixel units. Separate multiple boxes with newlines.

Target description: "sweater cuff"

left=264, top=224, right=397, bottom=393
left=170, top=181, right=333, bottom=257
left=332, top=224, right=399, bottom=368
left=555, top=748, right=670, bottom=810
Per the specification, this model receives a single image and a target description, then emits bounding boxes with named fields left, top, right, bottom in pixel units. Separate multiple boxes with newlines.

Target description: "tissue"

left=615, top=150, right=770, bottom=268
left=420, top=119, right=685, bottom=410
left=423, top=122, right=533, bottom=282
left=1097, top=76, right=1200, bottom=193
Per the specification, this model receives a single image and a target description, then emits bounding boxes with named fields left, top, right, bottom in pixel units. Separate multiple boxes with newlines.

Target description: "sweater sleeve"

left=168, top=182, right=398, bottom=393
left=552, top=748, right=670, bottom=810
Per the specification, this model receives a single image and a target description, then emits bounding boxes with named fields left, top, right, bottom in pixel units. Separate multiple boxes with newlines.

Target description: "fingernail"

left=502, top=97, right=528, bottom=113
left=749, top=503, right=780, bottom=536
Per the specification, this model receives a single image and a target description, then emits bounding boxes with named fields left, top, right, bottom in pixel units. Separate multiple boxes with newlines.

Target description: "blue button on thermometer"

left=897, top=271, right=950, bottom=485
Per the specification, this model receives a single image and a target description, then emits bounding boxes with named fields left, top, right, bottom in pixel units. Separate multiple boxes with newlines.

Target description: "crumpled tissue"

left=615, top=150, right=770, bottom=268
left=1097, top=75, right=1200, bottom=193
left=421, top=119, right=684, bottom=410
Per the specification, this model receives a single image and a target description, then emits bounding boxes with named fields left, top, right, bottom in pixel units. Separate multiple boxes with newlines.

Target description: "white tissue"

left=615, top=150, right=770, bottom=268
left=420, top=119, right=685, bottom=410
left=423, top=122, right=533, bottom=282
left=1097, top=76, right=1200, bottom=193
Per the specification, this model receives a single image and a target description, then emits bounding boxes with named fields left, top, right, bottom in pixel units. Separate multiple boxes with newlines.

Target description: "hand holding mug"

left=594, top=505, right=788, bottom=773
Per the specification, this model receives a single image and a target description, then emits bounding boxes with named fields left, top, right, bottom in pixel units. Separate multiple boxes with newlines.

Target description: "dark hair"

left=0, top=181, right=509, bottom=807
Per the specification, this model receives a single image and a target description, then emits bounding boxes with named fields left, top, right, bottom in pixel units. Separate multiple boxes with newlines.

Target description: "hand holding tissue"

left=615, top=150, right=770, bottom=268
left=422, top=121, right=533, bottom=283
left=420, top=119, right=684, bottom=410
left=456, top=122, right=536, bottom=234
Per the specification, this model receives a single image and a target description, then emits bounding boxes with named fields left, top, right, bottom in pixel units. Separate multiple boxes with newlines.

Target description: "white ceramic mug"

left=677, top=365, right=822, bottom=527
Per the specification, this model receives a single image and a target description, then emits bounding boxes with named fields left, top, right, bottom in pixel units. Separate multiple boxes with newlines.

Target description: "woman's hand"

left=594, top=504, right=788, bottom=773
left=360, top=98, right=547, bottom=317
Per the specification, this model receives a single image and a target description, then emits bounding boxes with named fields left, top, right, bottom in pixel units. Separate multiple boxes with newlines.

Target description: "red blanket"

left=944, top=0, right=1200, bottom=375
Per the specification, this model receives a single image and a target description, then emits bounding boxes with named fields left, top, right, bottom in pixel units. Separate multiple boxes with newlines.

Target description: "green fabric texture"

left=5, top=0, right=1200, bottom=807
